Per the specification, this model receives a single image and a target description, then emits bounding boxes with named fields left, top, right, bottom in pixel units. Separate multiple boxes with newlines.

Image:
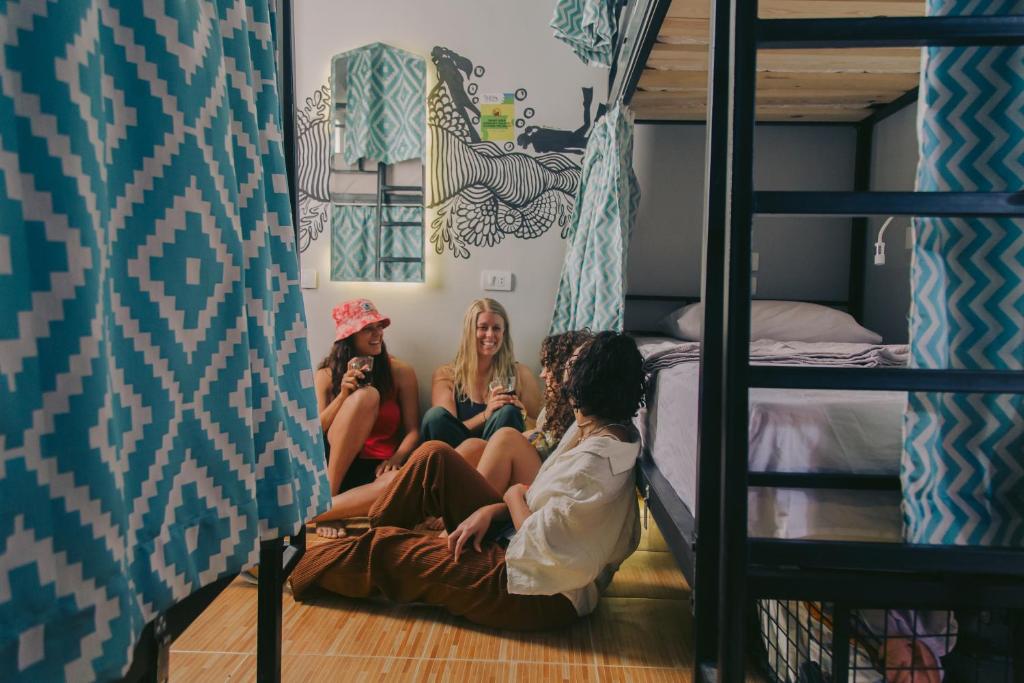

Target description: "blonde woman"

left=421, top=298, right=541, bottom=448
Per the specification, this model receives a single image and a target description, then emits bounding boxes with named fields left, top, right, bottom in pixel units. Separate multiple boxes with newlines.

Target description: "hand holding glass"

left=488, top=376, right=516, bottom=397
left=349, top=356, right=374, bottom=387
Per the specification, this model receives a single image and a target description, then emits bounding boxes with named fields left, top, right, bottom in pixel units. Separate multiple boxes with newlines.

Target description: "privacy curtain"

left=902, top=0, right=1024, bottom=546
left=551, top=0, right=618, bottom=68
left=549, top=104, right=640, bottom=334
left=342, top=42, right=426, bottom=165
left=331, top=205, right=423, bottom=282
left=0, top=1, right=331, bottom=681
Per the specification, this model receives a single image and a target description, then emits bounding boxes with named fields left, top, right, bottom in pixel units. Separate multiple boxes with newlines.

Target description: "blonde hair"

left=450, top=298, right=517, bottom=402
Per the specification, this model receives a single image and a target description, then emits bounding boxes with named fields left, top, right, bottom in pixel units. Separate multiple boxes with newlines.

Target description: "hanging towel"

left=549, top=104, right=640, bottom=334
left=331, top=205, right=423, bottom=282
left=342, top=43, right=426, bottom=165
left=902, top=0, right=1024, bottom=546
left=551, top=0, right=618, bottom=68
left=0, top=2, right=331, bottom=681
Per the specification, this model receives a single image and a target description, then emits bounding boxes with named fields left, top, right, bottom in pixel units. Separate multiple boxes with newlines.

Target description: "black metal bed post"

left=692, top=0, right=732, bottom=675
left=257, top=538, right=284, bottom=682
left=847, top=123, right=872, bottom=324
left=716, top=0, right=757, bottom=680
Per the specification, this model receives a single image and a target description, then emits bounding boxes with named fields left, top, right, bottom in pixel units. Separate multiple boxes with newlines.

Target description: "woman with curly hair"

left=292, top=331, right=647, bottom=631
left=456, top=330, right=593, bottom=493
left=420, top=299, right=542, bottom=448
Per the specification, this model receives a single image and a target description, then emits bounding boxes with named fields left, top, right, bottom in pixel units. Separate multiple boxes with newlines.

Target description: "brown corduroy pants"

left=290, top=441, right=578, bottom=631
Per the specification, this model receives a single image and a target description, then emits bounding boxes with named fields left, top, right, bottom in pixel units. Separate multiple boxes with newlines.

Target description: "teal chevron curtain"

left=331, top=205, right=423, bottom=282
left=0, top=1, right=331, bottom=681
left=902, top=0, right=1024, bottom=546
left=549, top=104, right=640, bottom=334
left=342, top=43, right=426, bottom=165
left=551, top=0, right=617, bottom=68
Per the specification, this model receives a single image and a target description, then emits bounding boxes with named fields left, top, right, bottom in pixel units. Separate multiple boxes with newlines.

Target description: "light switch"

left=905, top=225, right=914, bottom=250
left=300, top=268, right=318, bottom=289
left=751, top=251, right=760, bottom=272
left=481, top=269, right=513, bottom=291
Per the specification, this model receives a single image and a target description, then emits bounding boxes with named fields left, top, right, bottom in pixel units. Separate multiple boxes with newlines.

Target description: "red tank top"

left=360, top=394, right=402, bottom=460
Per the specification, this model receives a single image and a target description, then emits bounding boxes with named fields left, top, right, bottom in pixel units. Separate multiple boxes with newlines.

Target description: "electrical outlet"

left=300, top=268, right=318, bottom=289
left=751, top=275, right=758, bottom=295
left=905, top=225, right=914, bottom=250
left=481, top=269, right=513, bottom=291
left=752, top=251, right=760, bottom=272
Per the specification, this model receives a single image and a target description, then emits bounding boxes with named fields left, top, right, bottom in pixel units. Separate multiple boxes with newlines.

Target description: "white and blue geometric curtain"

left=0, top=1, right=331, bottom=681
left=901, top=0, right=1024, bottom=546
left=551, top=0, right=618, bottom=68
left=342, top=43, right=426, bottom=166
left=549, top=104, right=640, bottom=334
left=331, top=205, right=423, bottom=282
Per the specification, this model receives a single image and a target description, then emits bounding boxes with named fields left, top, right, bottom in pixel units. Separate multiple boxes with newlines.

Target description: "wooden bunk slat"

left=631, top=0, right=925, bottom=121
left=666, top=0, right=924, bottom=21
left=648, top=44, right=921, bottom=73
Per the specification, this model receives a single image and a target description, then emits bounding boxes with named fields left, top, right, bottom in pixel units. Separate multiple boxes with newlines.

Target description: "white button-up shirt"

left=504, top=422, right=641, bottom=615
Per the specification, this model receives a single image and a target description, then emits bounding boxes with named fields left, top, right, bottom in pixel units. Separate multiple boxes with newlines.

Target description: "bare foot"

left=316, top=521, right=347, bottom=539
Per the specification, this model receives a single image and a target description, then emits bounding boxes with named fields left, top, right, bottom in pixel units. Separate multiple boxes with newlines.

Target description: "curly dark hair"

left=564, top=331, right=646, bottom=424
left=540, top=330, right=593, bottom=442
left=318, top=337, right=394, bottom=401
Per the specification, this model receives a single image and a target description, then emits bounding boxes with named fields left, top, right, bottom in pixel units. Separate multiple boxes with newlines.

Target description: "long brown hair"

left=540, top=330, right=593, bottom=442
left=450, top=298, right=517, bottom=402
left=318, top=336, right=394, bottom=401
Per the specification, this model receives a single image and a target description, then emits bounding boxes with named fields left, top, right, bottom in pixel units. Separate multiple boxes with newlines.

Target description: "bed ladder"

left=696, top=5, right=1024, bottom=683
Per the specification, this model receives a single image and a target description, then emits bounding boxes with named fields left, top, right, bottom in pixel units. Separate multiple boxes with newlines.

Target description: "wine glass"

left=349, top=356, right=374, bottom=387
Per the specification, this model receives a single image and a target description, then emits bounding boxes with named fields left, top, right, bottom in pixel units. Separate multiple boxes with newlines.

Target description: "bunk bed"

left=608, top=2, right=1024, bottom=682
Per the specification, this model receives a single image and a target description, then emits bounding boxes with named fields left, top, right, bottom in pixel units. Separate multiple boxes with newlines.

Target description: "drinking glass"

left=349, top=356, right=374, bottom=387
left=488, top=376, right=516, bottom=396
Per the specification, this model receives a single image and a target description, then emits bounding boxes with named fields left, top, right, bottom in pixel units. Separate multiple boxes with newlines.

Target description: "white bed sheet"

left=637, top=339, right=906, bottom=541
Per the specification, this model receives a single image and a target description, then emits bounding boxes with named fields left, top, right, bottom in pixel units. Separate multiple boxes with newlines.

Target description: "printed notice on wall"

left=479, top=93, right=514, bottom=141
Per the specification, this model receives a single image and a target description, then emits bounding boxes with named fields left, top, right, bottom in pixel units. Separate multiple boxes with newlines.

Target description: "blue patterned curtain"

left=331, top=205, right=423, bottom=282
left=549, top=104, right=640, bottom=334
left=902, top=0, right=1024, bottom=546
left=0, top=1, right=331, bottom=680
left=551, top=0, right=617, bottom=68
left=342, top=43, right=426, bottom=165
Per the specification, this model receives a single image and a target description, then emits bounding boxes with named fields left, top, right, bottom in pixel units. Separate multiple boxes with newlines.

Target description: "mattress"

left=637, top=338, right=906, bottom=541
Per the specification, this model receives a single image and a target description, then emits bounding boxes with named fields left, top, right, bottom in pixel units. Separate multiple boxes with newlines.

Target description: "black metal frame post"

left=280, top=0, right=298, bottom=243
left=692, top=0, right=732, bottom=675
left=847, top=123, right=872, bottom=323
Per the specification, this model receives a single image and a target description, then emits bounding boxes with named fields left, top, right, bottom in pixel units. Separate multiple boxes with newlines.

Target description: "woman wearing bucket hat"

left=315, top=299, right=420, bottom=497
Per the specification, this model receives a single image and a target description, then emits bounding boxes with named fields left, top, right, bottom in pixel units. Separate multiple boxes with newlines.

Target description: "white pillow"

left=659, top=300, right=883, bottom=344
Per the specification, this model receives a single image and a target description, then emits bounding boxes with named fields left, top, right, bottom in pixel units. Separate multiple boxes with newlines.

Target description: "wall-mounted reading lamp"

left=873, top=216, right=902, bottom=266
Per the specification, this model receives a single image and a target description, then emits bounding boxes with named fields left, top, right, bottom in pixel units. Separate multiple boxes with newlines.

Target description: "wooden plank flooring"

left=169, top=522, right=766, bottom=681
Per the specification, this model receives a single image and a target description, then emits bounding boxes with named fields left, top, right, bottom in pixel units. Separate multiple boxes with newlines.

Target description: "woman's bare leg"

left=456, top=438, right=487, bottom=468
left=476, top=427, right=542, bottom=493
left=314, top=470, right=399, bottom=529
left=325, top=387, right=380, bottom=494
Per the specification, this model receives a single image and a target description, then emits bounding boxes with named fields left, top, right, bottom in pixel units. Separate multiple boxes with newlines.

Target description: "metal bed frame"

left=611, top=3, right=1024, bottom=682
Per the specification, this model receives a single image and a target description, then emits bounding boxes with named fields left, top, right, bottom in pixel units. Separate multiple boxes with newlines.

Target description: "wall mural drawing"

left=428, top=45, right=593, bottom=258
left=296, top=84, right=331, bottom=252
left=296, top=45, right=598, bottom=257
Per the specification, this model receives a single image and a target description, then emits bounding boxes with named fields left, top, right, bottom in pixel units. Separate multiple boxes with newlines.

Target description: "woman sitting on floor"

left=456, top=329, right=593, bottom=492
left=315, top=299, right=419, bottom=496
left=291, top=331, right=646, bottom=632
left=420, top=298, right=541, bottom=448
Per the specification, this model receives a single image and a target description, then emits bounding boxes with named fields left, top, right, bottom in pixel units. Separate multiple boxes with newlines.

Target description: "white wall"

left=626, top=123, right=857, bottom=328
left=862, top=105, right=918, bottom=343
left=294, top=0, right=605, bottom=403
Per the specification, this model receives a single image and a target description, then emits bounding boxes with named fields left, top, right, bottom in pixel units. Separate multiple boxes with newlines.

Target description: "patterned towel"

left=342, top=43, right=426, bottom=165
left=641, top=340, right=909, bottom=373
left=551, top=0, right=617, bottom=68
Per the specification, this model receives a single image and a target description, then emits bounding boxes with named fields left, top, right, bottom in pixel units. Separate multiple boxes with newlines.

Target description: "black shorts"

left=325, top=439, right=381, bottom=492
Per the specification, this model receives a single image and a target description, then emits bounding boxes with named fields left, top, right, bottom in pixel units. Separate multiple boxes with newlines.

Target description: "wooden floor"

left=170, top=521, right=758, bottom=682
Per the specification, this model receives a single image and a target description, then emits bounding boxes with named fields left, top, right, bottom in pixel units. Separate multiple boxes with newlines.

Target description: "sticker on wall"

left=479, top=93, right=515, bottom=141
left=296, top=84, right=332, bottom=252
left=427, top=45, right=600, bottom=259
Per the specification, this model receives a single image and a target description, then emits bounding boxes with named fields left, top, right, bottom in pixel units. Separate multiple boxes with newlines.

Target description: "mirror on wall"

left=330, top=43, right=426, bottom=282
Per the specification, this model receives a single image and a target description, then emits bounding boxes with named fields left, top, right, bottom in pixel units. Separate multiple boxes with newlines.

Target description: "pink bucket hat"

left=332, top=299, right=391, bottom=341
